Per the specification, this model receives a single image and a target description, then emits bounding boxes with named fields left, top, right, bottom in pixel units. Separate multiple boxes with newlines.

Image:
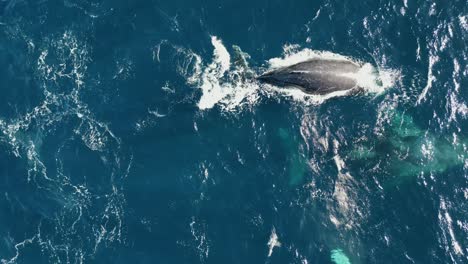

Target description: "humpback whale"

left=257, top=59, right=362, bottom=95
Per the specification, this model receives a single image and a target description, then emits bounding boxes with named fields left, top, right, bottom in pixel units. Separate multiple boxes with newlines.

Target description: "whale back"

left=258, top=59, right=361, bottom=95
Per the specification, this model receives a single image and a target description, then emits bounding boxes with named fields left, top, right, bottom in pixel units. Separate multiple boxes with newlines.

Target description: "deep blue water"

left=0, top=0, right=467, bottom=263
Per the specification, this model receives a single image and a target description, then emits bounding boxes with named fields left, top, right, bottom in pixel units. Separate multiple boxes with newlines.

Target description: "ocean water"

left=0, top=0, right=467, bottom=263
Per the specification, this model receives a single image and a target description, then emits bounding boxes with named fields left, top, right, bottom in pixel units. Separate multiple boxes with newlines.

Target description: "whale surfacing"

left=257, top=59, right=362, bottom=95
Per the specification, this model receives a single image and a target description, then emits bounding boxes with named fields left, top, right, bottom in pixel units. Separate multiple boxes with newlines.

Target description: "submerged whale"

left=257, top=59, right=362, bottom=95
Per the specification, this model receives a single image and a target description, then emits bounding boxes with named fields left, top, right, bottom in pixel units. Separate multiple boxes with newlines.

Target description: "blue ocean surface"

left=0, top=0, right=467, bottom=263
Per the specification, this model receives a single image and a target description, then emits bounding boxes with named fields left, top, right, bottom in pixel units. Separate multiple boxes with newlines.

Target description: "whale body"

left=257, top=59, right=362, bottom=95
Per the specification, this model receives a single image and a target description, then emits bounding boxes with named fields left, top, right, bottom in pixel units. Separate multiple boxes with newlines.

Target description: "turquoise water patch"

left=331, top=249, right=351, bottom=264
left=278, top=128, right=308, bottom=185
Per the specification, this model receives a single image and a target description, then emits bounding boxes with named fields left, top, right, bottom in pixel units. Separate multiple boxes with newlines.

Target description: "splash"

left=195, top=36, right=260, bottom=111
left=267, top=227, right=281, bottom=257
left=267, top=45, right=353, bottom=68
